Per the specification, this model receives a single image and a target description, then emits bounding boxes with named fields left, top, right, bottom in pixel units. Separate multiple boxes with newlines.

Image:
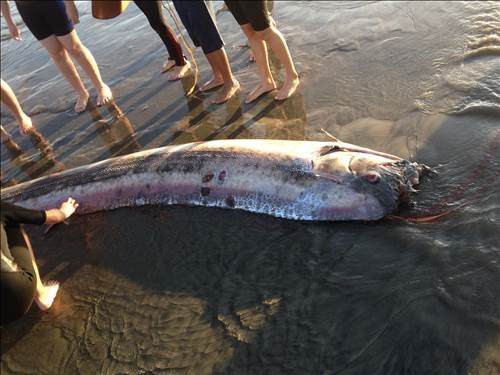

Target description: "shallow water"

left=1, top=1, right=499, bottom=374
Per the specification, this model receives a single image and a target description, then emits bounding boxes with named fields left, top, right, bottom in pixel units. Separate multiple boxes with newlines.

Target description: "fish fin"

left=320, top=129, right=340, bottom=142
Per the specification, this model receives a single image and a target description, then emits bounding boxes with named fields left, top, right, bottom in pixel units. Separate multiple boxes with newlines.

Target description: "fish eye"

left=364, top=172, right=381, bottom=184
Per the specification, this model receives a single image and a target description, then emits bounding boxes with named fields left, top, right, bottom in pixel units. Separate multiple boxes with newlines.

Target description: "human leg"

left=226, top=0, right=298, bottom=100
left=256, top=25, right=299, bottom=100
left=224, top=1, right=276, bottom=103
left=1, top=226, right=38, bottom=324
left=39, top=35, right=90, bottom=112
left=134, top=0, right=191, bottom=80
left=19, top=229, right=59, bottom=311
left=57, top=30, right=112, bottom=106
left=204, top=49, right=240, bottom=104
left=16, top=0, right=90, bottom=112
left=134, top=0, right=185, bottom=66
left=240, top=24, right=276, bottom=103
left=181, top=1, right=239, bottom=102
left=0, top=79, right=33, bottom=134
left=0, top=269, right=36, bottom=324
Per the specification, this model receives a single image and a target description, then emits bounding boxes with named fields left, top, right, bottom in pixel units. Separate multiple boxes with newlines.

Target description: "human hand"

left=59, top=197, right=79, bottom=219
left=7, top=22, right=21, bottom=40
left=66, top=3, right=80, bottom=25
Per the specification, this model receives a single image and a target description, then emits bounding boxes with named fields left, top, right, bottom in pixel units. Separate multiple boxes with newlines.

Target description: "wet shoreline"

left=1, top=1, right=499, bottom=374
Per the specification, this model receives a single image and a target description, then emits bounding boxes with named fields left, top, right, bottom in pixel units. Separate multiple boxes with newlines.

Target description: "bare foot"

left=161, top=59, right=176, bottom=73
left=275, top=76, right=300, bottom=101
left=168, top=60, right=191, bottom=81
left=34, top=281, right=60, bottom=311
left=96, top=84, right=113, bottom=107
left=213, top=79, right=240, bottom=104
left=200, top=77, right=224, bottom=92
left=75, top=90, right=90, bottom=113
left=18, top=112, right=33, bottom=134
left=245, top=81, right=277, bottom=104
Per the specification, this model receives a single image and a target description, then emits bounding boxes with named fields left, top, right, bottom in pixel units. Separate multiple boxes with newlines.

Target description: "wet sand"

left=1, top=1, right=499, bottom=374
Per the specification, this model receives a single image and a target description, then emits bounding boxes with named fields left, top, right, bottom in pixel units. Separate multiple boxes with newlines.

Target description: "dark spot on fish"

left=322, top=193, right=328, bottom=201
left=201, top=187, right=210, bottom=196
left=218, top=170, right=227, bottom=184
left=202, top=173, right=214, bottom=183
left=146, top=183, right=151, bottom=190
left=225, top=195, right=235, bottom=208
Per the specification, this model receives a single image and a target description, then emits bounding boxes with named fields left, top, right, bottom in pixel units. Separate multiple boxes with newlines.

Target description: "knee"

left=1, top=273, right=36, bottom=325
left=241, top=24, right=257, bottom=40
left=256, top=27, right=275, bottom=42
left=48, top=46, right=67, bottom=61
left=65, top=42, right=85, bottom=59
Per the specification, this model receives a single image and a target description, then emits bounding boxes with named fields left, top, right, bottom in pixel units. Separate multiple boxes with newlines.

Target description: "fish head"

left=313, top=149, right=428, bottom=219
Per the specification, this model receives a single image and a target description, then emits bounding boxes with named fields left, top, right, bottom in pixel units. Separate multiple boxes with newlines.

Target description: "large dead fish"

left=0, top=139, right=430, bottom=221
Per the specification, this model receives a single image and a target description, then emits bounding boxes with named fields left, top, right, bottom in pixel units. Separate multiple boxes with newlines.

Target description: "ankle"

left=261, top=77, right=276, bottom=86
left=96, top=84, right=109, bottom=91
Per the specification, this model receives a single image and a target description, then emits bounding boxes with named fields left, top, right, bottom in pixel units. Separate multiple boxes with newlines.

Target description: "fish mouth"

left=348, top=158, right=433, bottom=217
left=377, top=160, right=434, bottom=205
left=314, top=145, right=433, bottom=217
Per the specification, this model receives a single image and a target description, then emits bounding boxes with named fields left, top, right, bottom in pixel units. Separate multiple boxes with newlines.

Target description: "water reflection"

left=169, top=46, right=308, bottom=143
left=0, top=125, right=64, bottom=187
left=89, top=100, right=141, bottom=159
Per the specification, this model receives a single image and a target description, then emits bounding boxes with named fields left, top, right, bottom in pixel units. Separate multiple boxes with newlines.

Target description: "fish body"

left=1, top=140, right=427, bottom=221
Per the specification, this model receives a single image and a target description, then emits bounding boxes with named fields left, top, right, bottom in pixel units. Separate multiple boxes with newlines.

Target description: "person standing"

left=172, top=0, right=240, bottom=104
left=224, top=1, right=299, bottom=103
left=1, top=0, right=113, bottom=113
left=133, top=0, right=191, bottom=81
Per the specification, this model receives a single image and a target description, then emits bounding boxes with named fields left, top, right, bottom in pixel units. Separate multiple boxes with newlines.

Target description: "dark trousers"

left=134, top=0, right=186, bottom=65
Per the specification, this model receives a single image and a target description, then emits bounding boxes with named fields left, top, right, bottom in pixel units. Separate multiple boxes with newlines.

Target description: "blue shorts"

left=173, top=0, right=224, bottom=54
left=15, top=0, right=74, bottom=41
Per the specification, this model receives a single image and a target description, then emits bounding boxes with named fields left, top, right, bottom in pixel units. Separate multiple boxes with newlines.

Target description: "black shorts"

left=173, top=0, right=224, bottom=54
left=1, top=227, right=37, bottom=326
left=224, top=0, right=271, bottom=32
left=15, top=0, right=74, bottom=41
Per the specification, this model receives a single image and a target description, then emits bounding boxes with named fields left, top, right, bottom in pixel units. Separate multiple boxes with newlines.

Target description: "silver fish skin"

left=0, top=139, right=426, bottom=221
